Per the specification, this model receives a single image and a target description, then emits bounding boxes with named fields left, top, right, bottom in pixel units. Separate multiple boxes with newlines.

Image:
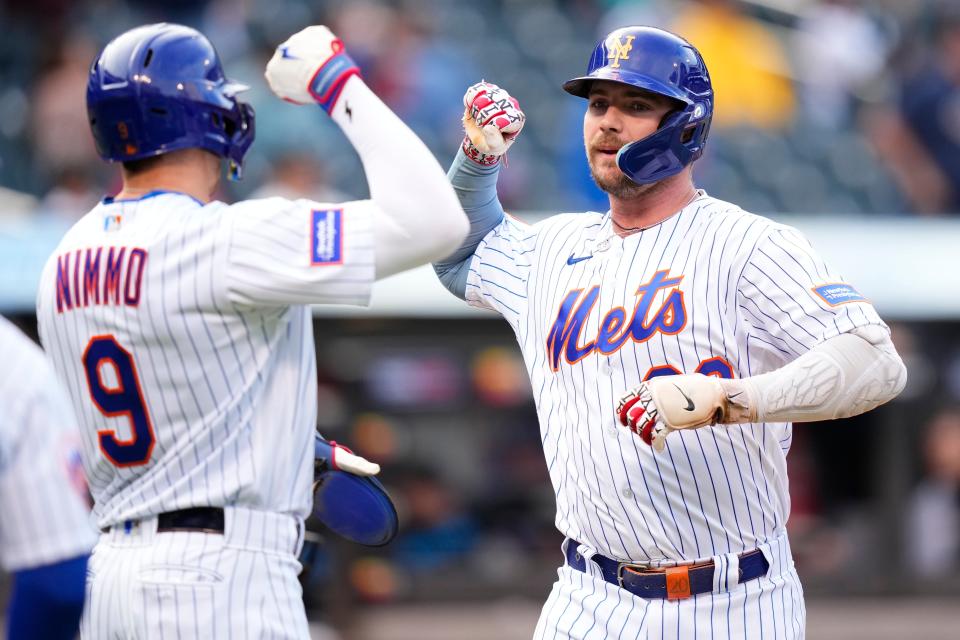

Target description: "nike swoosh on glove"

left=615, top=374, right=728, bottom=451
left=265, top=25, right=359, bottom=112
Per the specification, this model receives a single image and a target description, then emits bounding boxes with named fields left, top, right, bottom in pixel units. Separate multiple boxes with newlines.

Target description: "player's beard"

left=586, top=139, right=650, bottom=200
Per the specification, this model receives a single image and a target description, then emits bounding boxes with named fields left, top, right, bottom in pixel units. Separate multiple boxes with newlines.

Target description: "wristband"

left=308, top=43, right=360, bottom=113
left=461, top=137, right=501, bottom=166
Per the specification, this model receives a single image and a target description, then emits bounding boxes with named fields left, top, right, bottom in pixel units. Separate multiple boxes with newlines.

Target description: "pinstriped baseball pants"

left=81, top=507, right=309, bottom=639
left=533, top=532, right=806, bottom=639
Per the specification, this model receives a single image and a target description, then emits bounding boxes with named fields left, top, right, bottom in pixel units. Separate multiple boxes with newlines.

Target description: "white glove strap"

left=731, top=326, right=907, bottom=423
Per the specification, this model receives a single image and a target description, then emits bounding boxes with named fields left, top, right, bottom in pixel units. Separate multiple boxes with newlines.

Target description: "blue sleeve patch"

left=813, top=283, right=867, bottom=306
left=311, top=209, right=344, bottom=265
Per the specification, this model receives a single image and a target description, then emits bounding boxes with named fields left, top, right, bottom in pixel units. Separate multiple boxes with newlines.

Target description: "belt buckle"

left=616, top=562, right=627, bottom=588
left=617, top=561, right=692, bottom=600
left=616, top=561, right=649, bottom=588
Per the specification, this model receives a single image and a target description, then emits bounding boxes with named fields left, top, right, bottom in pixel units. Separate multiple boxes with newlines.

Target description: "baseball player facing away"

left=0, top=316, right=96, bottom=639
left=35, top=23, right=467, bottom=639
left=434, top=26, right=907, bottom=639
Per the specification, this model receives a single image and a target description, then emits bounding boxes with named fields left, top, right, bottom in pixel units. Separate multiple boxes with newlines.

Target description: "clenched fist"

left=265, top=25, right=359, bottom=113
left=616, top=374, right=752, bottom=451
left=461, top=81, right=525, bottom=166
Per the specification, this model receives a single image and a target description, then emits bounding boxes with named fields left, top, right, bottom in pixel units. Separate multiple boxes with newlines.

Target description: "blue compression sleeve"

left=7, top=554, right=88, bottom=640
left=433, top=151, right=505, bottom=299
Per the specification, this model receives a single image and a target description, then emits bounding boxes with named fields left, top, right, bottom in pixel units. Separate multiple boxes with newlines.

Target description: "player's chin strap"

left=721, top=325, right=908, bottom=424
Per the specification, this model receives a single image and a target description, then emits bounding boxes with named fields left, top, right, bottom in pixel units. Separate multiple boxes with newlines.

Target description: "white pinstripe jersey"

left=36, top=191, right=374, bottom=529
left=0, top=316, right=96, bottom=570
left=466, top=192, right=885, bottom=563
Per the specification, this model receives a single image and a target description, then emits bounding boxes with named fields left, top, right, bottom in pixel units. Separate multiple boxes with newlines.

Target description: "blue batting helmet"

left=87, top=23, right=255, bottom=180
left=563, top=26, right=712, bottom=185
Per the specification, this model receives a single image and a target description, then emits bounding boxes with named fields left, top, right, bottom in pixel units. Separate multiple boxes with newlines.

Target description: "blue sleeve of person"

left=433, top=152, right=506, bottom=299
left=7, top=554, right=89, bottom=640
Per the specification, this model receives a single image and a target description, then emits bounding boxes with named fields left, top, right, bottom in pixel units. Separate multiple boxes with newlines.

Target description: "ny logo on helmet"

left=607, top=35, right=636, bottom=68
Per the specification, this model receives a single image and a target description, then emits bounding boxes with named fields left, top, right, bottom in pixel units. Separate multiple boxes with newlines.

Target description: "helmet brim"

left=563, top=68, right=693, bottom=105
left=221, top=81, right=250, bottom=97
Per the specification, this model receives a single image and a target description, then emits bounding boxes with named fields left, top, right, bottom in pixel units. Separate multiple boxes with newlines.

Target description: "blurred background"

left=1, top=0, right=960, bottom=638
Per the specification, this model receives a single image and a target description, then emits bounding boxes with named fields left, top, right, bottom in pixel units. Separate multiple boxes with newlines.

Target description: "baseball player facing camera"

left=434, top=26, right=907, bottom=639
left=36, top=23, right=465, bottom=639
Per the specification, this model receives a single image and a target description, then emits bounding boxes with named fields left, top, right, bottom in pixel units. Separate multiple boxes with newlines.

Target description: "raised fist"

left=265, top=25, right=359, bottom=113
left=616, top=374, right=730, bottom=451
left=461, top=81, right=525, bottom=166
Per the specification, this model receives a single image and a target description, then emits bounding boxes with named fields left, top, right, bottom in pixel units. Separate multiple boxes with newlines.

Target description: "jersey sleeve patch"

left=310, top=208, right=344, bottom=265
left=812, top=283, right=867, bottom=306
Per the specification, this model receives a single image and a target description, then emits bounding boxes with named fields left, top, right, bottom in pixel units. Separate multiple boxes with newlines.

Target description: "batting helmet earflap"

left=563, top=26, right=713, bottom=185
left=87, top=23, right=255, bottom=180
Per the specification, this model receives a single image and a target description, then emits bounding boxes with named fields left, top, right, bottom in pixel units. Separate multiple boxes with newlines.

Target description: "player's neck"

left=608, top=173, right=698, bottom=238
left=116, top=150, right=220, bottom=203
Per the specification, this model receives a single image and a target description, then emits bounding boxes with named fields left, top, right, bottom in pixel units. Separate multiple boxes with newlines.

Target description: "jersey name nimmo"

left=54, top=246, right=148, bottom=313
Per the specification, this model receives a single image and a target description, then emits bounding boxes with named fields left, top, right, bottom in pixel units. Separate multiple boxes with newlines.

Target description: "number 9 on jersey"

left=82, top=335, right=155, bottom=467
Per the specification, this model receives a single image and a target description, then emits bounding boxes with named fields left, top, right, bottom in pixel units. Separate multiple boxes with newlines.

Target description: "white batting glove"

left=264, top=25, right=360, bottom=113
left=616, top=374, right=753, bottom=451
left=461, top=81, right=525, bottom=166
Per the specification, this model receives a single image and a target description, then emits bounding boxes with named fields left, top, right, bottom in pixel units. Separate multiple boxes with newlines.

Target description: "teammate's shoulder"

left=0, top=317, right=50, bottom=390
left=0, top=316, right=40, bottom=354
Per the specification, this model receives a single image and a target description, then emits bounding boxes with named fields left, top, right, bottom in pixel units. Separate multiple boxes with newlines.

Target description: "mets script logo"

left=607, top=35, right=636, bottom=68
left=546, top=270, right=686, bottom=372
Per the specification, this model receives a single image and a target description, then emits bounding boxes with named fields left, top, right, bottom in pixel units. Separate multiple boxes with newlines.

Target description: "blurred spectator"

left=201, top=0, right=252, bottom=62
left=0, top=0, right=933, bottom=214
left=793, top=0, right=889, bottom=129
left=470, top=346, right=531, bottom=408
left=354, top=4, right=477, bottom=152
left=2, top=0, right=74, bottom=43
left=786, top=428, right=863, bottom=582
left=866, top=6, right=960, bottom=214
left=891, top=323, right=937, bottom=402
left=125, top=0, right=210, bottom=25
left=37, top=165, right=101, bottom=222
left=330, top=0, right=396, bottom=75
left=249, top=152, right=349, bottom=202
left=28, top=33, right=99, bottom=182
left=671, top=0, right=796, bottom=129
left=390, top=465, right=478, bottom=574
left=597, top=0, right=673, bottom=35
left=906, top=407, right=960, bottom=578
left=0, top=186, right=38, bottom=220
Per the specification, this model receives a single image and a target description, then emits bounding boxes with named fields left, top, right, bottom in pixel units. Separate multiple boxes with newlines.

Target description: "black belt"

left=157, top=507, right=224, bottom=533
left=104, top=507, right=225, bottom=534
left=565, top=539, right=769, bottom=600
